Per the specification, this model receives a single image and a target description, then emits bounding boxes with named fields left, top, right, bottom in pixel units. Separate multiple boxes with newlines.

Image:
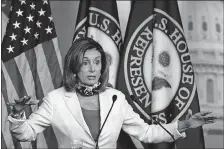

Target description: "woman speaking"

left=8, top=37, right=217, bottom=149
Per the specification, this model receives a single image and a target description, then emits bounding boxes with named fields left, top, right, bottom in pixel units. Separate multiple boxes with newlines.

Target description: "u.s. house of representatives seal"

left=124, top=8, right=196, bottom=124
left=74, top=7, right=122, bottom=87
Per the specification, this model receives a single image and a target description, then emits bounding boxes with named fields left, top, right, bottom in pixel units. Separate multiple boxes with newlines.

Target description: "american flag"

left=1, top=0, right=63, bottom=148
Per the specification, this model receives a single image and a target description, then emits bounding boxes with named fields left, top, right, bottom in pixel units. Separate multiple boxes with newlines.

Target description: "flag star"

left=34, top=32, right=39, bottom=39
left=36, top=21, right=42, bottom=28
left=43, top=0, right=48, bottom=4
left=21, top=38, right=28, bottom=45
left=45, top=26, right=53, bottom=34
left=27, top=14, right=34, bottom=22
left=48, top=16, right=53, bottom=22
left=38, top=8, right=46, bottom=16
left=30, top=3, right=35, bottom=10
left=16, top=9, right=23, bottom=17
left=7, top=45, right=14, bottom=53
left=24, top=26, right=31, bottom=34
left=9, top=33, right=17, bottom=41
left=19, top=0, right=26, bottom=5
left=13, top=21, right=20, bottom=29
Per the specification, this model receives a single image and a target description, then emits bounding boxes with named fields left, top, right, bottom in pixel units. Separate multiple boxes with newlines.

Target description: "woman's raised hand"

left=7, top=96, right=39, bottom=118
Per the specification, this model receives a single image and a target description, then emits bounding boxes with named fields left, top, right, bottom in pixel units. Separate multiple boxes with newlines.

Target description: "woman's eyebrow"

left=82, top=57, right=89, bottom=61
left=95, top=56, right=101, bottom=59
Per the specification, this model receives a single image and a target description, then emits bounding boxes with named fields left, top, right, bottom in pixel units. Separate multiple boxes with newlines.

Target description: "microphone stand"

left=151, top=115, right=177, bottom=149
left=94, top=95, right=117, bottom=149
left=130, top=95, right=177, bottom=149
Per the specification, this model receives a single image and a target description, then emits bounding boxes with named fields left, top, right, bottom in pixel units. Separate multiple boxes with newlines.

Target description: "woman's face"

left=77, top=48, right=102, bottom=86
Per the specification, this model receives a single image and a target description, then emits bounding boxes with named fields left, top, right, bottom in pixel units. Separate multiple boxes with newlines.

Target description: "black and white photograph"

left=1, top=0, right=223, bottom=149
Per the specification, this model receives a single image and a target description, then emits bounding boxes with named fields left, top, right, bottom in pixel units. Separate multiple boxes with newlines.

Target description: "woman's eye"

left=82, top=61, right=88, bottom=65
left=95, top=60, right=101, bottom=65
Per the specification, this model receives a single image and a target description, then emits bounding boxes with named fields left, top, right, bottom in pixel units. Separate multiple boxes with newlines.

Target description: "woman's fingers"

left=200, top=116, right=218, bottom=125
left=7, top=96, right=39, bottom=114
left=199, top=111, right=213, bottom=116
left=205, top=118, right=217, bottom=124
left=192, top=114, right=217, bottom=122
left=14, top=96, right=31, bottom=104
left=205, top=121, right=214, bottom=124
left=7, top=102, right=16, bottom=106
left=12, top=104, right=27, bottom=112
left=22, top=96, right=31, bottom=103
left=192, top=111, right=213, bottom=119
left=185, top=109, right=192, bottom=120
left=26, top=100, right=39, bottom=105
left=7, top=96, right=39, bottom=107
left=204, top=116, right=218, bottom=120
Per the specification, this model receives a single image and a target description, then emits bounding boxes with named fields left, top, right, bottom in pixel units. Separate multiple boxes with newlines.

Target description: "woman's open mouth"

left=87, top=76, right=96, bottom=80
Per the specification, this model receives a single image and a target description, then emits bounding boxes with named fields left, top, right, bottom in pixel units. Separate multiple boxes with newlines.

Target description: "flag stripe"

left=42, top=127, right=59, bottom=148
left=14, top=52, right=39, bottom=149
left=34, top=44, right=55, bottom=95
left=52, top=38, right=63, bottom=74
left=25, top=48, right=45, bottom=100
left=1, top=95, right=15, bottom=149
left=34, top=43, right=59, bottom=148
left=1, top=64, right=23, bottom=149
left=4, top=58, right=34, bottom=117
left=1, top=62, right=19, bottom=104
left=4, top=60, right=28, bottom=98
left=1, top=131, right=8, bottom=149
left=1, top=0, right=11, bottom=18
left=20, top=140, right=33, bottom=149
left=36, top=133, right=48, bottom=149
left=1, top=13, right=9, bottom=42
left=15, top=56, right=38, bottom=124
left=1, top=71, right=9, bottom=106
left=2, top=61, right=35, bottom=149
left=130, top=136, right=144, bottom=148
left=42, top=40, right=63, bottom=89
left=3, top=61, right=35, bottom=149
left=14, top=53, right=37, bottom=110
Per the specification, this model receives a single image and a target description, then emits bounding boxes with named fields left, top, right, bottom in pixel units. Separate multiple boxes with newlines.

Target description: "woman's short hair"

left=63, top=37, right=110, bottom=92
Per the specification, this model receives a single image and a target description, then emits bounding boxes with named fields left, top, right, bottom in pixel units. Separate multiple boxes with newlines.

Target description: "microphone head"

left=112, top=95, right=117, bottom=102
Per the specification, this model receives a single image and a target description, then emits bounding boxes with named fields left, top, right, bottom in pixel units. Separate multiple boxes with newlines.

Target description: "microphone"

left=95, top=95, right=117, bottom=149
left=130, top=95, right=177, bottom=149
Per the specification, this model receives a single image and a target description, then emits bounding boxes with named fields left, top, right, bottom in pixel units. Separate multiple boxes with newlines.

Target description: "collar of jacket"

left=63, top=89, right=114, bottom=139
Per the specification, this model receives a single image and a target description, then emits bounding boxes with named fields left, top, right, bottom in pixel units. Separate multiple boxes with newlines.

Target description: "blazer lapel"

left=99, top=91, right=113, bottom=129
left=63, top=91, right=92, bottom=137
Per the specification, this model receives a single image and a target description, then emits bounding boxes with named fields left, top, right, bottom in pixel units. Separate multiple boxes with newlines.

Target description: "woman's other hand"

left=178, top=109, right=218, bottom=133
left=185, top=109, right=218, bottom=128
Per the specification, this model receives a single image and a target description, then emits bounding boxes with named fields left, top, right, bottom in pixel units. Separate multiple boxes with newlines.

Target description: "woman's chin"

left=84, top=81, right=98, bottom=86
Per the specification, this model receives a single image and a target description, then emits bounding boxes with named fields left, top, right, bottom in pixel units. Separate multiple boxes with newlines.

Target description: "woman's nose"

left=89, top=63, right=95, bottom=72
